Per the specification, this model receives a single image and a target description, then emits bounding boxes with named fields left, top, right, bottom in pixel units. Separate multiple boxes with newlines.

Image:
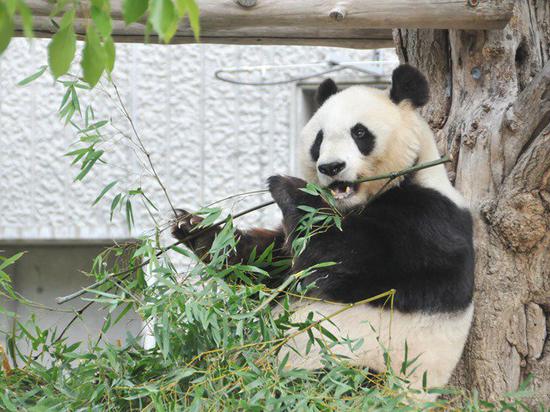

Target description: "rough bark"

left=26, top=0, right=514, bottom=30
left=394, top=0, right=549, bottom=405
left=15, top=0, right=515, bottom=48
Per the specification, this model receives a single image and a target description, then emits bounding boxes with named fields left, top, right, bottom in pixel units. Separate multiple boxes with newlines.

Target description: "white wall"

left=0, top=245, right=143, bottom=354
left=0, top=39, right=396, bottom=347
left=0, top=39, right=396, bottom=241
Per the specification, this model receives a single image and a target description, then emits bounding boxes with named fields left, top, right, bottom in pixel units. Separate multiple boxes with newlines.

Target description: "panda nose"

left=318, top=161, right=346, bottom=177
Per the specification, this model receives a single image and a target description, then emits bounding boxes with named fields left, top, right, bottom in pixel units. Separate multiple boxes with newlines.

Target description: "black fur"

left=268, top=175, right=325, bottom=235
left=389, top=64, right=429, bottom=108
left=310, top=130, right=323, bottom=161
left=350, top=123, right=376, bottom=156
left=268, top=176, right=474, bottom=314
left=316, top=78, right=339, bottom=106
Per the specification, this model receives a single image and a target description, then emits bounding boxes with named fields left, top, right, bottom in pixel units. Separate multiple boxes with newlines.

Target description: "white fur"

left=287, top=83, right=473, bottom=395
left=276, top=301, right=474, bottom=393
left=298, top=85, right=467, bottom=209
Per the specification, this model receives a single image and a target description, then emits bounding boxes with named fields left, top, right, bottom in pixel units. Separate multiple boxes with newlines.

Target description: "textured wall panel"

left=0, top=39, right=396, bottom=240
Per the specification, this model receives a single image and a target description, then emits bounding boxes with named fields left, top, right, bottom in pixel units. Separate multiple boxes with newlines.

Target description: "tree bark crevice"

left=496, top=61, right=550, bottom=184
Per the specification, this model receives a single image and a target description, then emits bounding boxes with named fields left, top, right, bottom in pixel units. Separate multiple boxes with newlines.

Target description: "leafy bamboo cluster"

left=0, top=0, right=199, bottom=86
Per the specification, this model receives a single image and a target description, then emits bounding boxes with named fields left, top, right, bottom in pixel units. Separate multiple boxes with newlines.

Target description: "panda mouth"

left=327, top=181, right=359, bottom=200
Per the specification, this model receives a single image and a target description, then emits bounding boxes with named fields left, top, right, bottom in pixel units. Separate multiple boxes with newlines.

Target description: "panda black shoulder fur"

left=173, top=64, right=475, bottom=395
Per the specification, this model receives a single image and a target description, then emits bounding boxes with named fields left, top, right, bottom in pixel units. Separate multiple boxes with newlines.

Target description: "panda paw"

left=171, top=209, right=204, bottom=245
left=267, top=175, right=307, bottom=209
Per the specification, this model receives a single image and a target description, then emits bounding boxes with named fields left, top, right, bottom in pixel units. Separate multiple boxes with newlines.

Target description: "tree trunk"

left=394, top=0, right=549, bottom=405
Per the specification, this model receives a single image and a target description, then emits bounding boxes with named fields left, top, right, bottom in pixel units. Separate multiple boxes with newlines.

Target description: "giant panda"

left=173, top=64, right=474, bottom=397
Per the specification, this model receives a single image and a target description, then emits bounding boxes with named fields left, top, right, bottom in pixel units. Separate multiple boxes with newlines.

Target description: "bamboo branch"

left=56, top=157, right=449, bottom=305
left=249, top=270, right=306, bottom=315
left=53, top=156, right=449, bottom=345
left=354, top=155, right=450, bottom=184
left=111, top=80, right=178, bottom=217
left=55, top=200, right=276, bottom=305
left=51, top=199, right=276, bottom=347
left=256, top=289, right=396, bottom=364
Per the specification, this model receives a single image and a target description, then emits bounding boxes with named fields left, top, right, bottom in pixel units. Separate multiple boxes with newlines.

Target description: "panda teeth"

left=328, top=181, right=358, bottom=200
left=330, top=189, right=339, bottom=197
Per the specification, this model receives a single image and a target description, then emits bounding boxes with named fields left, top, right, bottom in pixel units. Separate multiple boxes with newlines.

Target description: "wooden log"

left=16, top=0, right=514, bottom=47
left=15, top=16, right=394, bottom=49
left=188, top=0, right=515, bottom=30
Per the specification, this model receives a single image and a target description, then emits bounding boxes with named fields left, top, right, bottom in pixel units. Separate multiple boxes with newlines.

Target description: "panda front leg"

left=172, top=209, right=287, bottom=275
left=172, top=209, right=215, bottom=260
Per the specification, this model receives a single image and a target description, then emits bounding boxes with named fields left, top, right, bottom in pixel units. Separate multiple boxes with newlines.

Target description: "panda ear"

left=316, top=78, right=339, bottom=106
left=389, top=64, right=429, bottom=108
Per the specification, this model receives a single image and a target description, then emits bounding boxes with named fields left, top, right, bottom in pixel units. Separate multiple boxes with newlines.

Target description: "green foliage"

left=1, top=58, right=540, bottom=412
left=104, top=36, right=116, bottom=73
left=150, top=0, right=178, bottom=42
left=17, top=64, right=46, bottom=86
left=0, top=217, right=538, bottom=411
left=0, top=2, right=15, bottom=54
left=0, top=0, right=201, bottom=86
left=48, top=10, right=76, bottom=78
left=81, top=24, right=107, bottom=87
left=123, top=0, right=148, bottom=24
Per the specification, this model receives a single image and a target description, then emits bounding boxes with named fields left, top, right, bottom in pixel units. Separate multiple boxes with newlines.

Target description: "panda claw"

left=172, top=209, right=203, bottom=242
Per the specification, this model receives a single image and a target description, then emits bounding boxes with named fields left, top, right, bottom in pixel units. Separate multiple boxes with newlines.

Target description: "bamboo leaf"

left=150, top=0, right=178, bottom=42
left=92, top=181, right=118, bottom=206
left=82, top=25, right=106, bottom=87
left=161, top=310, right=170, bottom=359
left=48, top=17, right=76, bottom=78
left=58, top=86, right=72, bottom=110
left=18, top=65, right=47, bottom=86
left=125, top=198, right=134, bottom=231
left=112, top=302, right=134, bottom=327
left=71, top=86, right=81, bottom=115
left=0, top=252, right=25, bottom=271
left=110, top=193, right=122, bottom=221
left=122, top=0, right=148, bottom=24
left=91, top=0, right=112, bottom=38
left=171, top=246, right=193, bottom=258
left=17, top=0, right=33, bottom=38
left=75, top=150, right=103, bottom=181
left=184, top=0, right=199, bottom=40
left=0, top=3, right=15, bottom=54
left=104, top=36, right=116, bottom=73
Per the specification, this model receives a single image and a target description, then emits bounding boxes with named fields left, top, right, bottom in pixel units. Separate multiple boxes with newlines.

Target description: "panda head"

left=298, top=64, right=431, bottom=211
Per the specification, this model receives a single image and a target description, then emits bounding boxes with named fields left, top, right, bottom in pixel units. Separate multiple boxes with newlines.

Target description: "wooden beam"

left=16, top=16, right=394, bottom=49
left=187, top=0, right=514, bottom=30
left=17, top=0, right=514, bottom=48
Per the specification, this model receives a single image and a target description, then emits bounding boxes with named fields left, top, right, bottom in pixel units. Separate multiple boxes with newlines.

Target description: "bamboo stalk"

left=354, top=155, right=450, bottom=183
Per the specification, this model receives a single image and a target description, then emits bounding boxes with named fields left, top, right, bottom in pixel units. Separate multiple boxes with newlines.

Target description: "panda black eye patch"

left=351, top=123, right=375, bottom=155
left=310, top=130, right=323, bottom=161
